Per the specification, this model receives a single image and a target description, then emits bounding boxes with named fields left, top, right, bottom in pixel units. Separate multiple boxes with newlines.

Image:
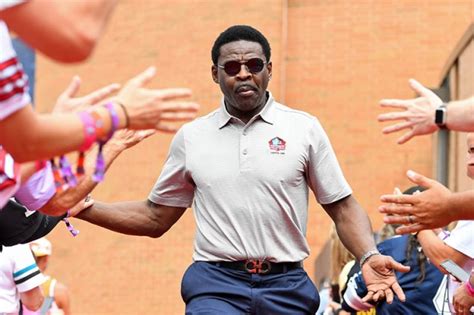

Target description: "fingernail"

left=407, top=170, right=415, bottom=178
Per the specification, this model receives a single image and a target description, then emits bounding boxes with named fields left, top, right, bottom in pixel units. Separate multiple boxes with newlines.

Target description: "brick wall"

left=35, top=1, right=473, bottom=314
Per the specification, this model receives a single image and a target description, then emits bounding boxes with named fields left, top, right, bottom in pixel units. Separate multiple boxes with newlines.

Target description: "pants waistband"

left=207, top=259, right=302, bottom=274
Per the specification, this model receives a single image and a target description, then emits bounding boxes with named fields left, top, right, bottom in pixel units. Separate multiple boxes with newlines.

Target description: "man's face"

left=466, top=133, right=474, bottom=179
left=212, top=40, right=272, bottom=116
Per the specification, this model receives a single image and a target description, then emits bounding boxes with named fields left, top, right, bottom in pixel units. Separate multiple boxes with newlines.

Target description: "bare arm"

left=379, top=170, right=474, bottom=234
left=322, top=195, right=376, bottom=260
left=378, top=78, right=474, bottom=144
left=0, top=68, right=198, bottom=163
left=417, top=229, right=471, bottom=273
left=445, top=97, right=474, bottom=132
left=323, top=195, right=410, bottom=304
left=20, top=286, right=44, bottom=311
left=77, top=200, right=186, bottom=238
left=0, top=0, right=117, bottom=62
left=54, top=282, right=71, bottom=315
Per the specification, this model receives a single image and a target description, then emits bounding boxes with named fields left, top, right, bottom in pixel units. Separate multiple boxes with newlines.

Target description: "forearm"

left=0, top=105, right=114, bottom=163
left=76, top=200, right=162, bottom=237
left=325, top=196, right=376, bottom=260
left=1, top=0, right=118, bottom=62
left=448, top=191, right=474, bottom=221
left=417, top=230, right=452, bottom=270
left=39, top=143, right=123, bottom=216
left=447, top=97, right=474, bottom=132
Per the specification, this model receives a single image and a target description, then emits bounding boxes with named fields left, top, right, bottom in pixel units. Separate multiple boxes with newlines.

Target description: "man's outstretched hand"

left=361, top=254, right=410, bottom=304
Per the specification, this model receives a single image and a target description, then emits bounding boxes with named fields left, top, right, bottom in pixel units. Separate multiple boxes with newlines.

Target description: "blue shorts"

left=181, top=261, right=320, bottom=315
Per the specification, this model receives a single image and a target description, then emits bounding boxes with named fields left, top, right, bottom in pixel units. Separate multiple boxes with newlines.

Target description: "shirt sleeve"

left=148, top=127, right=194, bottom=208
left=0, top=0, right=26, bottom=10
left=14, top=162, right=56, bottom=211
left=11, top=244, right=44, bottom=292
left=0, top=21, right=31, bottom=120
left=444, top=221, right=474, bottom=259
left=306, top=118, right=352, bottom=204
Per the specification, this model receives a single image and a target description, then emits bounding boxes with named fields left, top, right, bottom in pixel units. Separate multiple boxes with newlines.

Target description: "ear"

left=267, top=61, right=272, bottom=79
left=211, top=65, right=219, bottom=83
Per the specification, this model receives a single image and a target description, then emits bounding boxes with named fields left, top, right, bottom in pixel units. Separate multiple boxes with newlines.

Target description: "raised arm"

left=378, top=79, right=474, bottom=144
left=416, top=229, right=471, bottom=272
left=323, top=195, right=410, bottom=304
left=77, top=200, right=186, bottom=238
left=39, top=129, right=155, bottom=216
left=0, top=0, right=117, bottom=62
left=0, top=68, right=199, bottom=162
left=379, top=170, right=474, bottom=234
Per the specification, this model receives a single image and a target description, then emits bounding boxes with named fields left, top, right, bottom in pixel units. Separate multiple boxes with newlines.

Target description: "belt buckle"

left=244, top=259, right=271, bottom=274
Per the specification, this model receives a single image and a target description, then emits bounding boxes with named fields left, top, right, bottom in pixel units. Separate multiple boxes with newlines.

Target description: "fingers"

left=84, top=83, right=121, bottom=105
left=395, top=223, right=425, bottom=235
left=380, top=193, right=414, bottom=205
left=379, top=99, right=412, bottom=109
left=362, top=290, right=374, bottom=303
left=155, top=123, right=181, bottom=133
left=379, top=204, right=413, bottom=215
left=408, top=79, right=436, bottom=99
left=388, top=259, right=411, bottom=273
left=160, top=111, right=198, bottom=121
left=406, top=170, right=434, bottom=188
left=372, top=290, right=384, bottom=302
left=154, top=88, right=193, bottom=101
left=128, top=66, right=157, bottom=87
left=137, top=129, right=157, bottom=139
left=391, top=281, right=406, bottom=302
left=378, top=111, right=412, bottom=122
left=397, top=130, right=415, bottom=144
left=385, top=289, right=394, bottom=304
left=159, top=101, right=200, bottom=112
left=381, top=121, right=413, bottom=134
left=62, top=75, right=81, bottom=98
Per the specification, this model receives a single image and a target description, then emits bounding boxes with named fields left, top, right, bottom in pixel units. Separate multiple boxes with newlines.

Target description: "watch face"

left=435, top=107, right=446, bottom=126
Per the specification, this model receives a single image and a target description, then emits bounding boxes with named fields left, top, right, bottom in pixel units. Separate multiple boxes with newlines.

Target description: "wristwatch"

left=435, top=103, right=447, bottom=129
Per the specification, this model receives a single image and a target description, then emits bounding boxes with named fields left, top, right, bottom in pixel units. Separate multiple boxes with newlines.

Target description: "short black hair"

left=211, top=25, right=271, bottom=65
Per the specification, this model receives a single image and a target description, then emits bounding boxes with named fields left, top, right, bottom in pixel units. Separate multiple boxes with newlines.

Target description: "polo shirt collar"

left=218, top=91, right=276, bottom=129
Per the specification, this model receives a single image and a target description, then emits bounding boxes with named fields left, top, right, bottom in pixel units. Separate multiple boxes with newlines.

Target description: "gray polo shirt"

left=149, top=92, right=352, bottom=262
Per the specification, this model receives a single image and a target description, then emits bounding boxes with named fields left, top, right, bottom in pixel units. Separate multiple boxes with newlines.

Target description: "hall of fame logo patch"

left=268, top=137, right=286, bottom=154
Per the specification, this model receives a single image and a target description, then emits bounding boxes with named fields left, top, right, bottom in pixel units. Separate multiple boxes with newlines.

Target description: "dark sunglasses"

left=217, top=58, right=266, bottom=76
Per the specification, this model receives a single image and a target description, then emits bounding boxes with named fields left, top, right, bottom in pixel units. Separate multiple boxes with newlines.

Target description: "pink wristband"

left=466, top=280, right=474, bottom=297
left=78, top=111, right=97, bottom=151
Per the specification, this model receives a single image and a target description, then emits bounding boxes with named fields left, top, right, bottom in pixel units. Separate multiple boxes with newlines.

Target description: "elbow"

left=51, top=25, right=100, bottom=63
left=147, top=229, right=165, bottom=239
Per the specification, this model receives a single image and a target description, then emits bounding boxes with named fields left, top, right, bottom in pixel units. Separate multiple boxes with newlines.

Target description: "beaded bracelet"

left=78, top=111, right=97, bottom=152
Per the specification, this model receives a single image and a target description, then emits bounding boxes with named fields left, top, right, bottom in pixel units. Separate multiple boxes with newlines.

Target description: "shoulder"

left=274, top=102, right=318, bottom=123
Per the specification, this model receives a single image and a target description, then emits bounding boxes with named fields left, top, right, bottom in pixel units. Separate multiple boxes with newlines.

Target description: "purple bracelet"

left=103, top=102, right=120, bottom=142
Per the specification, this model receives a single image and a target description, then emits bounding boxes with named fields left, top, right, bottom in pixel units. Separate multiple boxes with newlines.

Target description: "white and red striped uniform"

left=0, top=20, right=30, bottom=120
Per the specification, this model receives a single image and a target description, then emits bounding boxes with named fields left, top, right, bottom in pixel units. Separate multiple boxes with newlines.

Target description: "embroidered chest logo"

left=268, top=137, right=286, bottom=154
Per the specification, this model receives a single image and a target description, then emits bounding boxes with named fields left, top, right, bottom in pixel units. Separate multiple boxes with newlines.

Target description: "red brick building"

left=35, top=1, right=473, bottom=314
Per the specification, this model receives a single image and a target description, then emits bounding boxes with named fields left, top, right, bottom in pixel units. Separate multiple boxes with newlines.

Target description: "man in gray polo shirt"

left=78, top=25, right=410, bottom=314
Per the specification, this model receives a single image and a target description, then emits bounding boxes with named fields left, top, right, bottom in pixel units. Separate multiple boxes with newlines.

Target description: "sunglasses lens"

left=223, top=61, right=242, bottom=76
left=222, top=58, right=265, bottom=76
left=247, top=58, right=264, bottom=73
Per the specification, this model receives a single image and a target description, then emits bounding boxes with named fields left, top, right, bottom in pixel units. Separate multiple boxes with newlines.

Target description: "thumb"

left=406, top=170, right=434, bottom=188
left=62, top=75, right=82, bottom=98
left=389, top=259, right=411, bottom=273
left=128, top=66, right=156, bottom=87
left=408, top=78, right=432, bottom=98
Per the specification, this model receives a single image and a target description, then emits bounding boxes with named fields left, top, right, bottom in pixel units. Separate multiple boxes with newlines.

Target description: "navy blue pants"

left=181, top=261, right=320, bottom=315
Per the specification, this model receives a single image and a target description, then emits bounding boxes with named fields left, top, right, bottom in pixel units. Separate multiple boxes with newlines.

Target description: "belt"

left=208, top=259, right=302, bottom=274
